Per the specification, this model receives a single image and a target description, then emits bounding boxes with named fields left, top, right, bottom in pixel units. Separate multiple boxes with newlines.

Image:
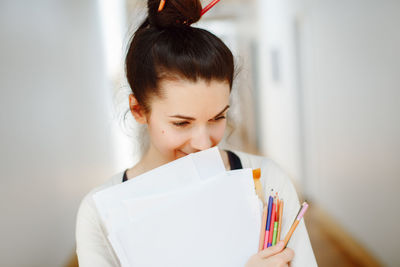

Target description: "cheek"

left=149, top=124, right=188, bottom=150
left=210, top=121, right=227, bottom=144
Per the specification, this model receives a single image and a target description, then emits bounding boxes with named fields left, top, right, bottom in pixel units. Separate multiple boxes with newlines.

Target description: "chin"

left=175, top=150, right=188, bottom=159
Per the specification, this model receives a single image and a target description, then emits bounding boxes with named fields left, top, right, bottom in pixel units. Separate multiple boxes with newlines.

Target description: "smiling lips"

left=178, top=150, right=198, bottom=156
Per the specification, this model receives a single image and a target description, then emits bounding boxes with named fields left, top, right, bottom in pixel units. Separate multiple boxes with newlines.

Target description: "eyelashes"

left=172, top=116, right=226, bottom=128
left=213, top=116, right=226, bottom=121
left=173, top=121, right=190, bottom=127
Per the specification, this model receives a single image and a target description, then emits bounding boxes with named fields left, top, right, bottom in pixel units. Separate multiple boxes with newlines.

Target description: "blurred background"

left=1, top=0, right=399, bottom=266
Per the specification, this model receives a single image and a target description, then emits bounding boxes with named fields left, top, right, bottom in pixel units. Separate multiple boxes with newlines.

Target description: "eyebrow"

left=169, top=105, right=230, bottom=120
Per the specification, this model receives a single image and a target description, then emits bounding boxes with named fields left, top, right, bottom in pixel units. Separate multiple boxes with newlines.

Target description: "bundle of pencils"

left=252, top=169, right=309, bottom=251
left=257, top=191, right=284, bottom=250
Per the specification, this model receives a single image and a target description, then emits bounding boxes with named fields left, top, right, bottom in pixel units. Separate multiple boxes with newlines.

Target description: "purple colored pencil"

left=263, top=191, right=274, bottom=249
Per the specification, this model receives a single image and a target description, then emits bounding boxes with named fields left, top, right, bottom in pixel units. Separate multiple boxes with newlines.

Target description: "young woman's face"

left=146, top=79, right=230, bottom=162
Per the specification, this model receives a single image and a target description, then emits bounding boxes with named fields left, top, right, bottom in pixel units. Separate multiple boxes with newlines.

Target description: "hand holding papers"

left=93, top=148, right=262, bottom=267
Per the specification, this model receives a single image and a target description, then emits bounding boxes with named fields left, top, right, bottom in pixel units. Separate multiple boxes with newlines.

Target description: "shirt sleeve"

left=75, top=194, right=120, bottom=267
left=261, top=158, right=318, bottom=267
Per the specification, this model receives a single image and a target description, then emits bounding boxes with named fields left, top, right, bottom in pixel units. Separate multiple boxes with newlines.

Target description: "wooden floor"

left=67, top=205, right=382, bottom=267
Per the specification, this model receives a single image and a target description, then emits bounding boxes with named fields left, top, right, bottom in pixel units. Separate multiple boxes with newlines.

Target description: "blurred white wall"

left=0, top=1, right=115, bottom=266
left=256, top=0, right=400, bottom=265
left=255, top=0, right=303, bottom=184
left=301, top=1, right=400, bottom=266
left=197, top=0, right=260, bottom=153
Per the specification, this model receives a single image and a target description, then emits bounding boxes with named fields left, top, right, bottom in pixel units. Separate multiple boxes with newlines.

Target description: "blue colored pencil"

left=263, top=191, right=274, bottom=249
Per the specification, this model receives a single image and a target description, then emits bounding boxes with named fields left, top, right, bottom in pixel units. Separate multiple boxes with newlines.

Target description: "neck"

left=126, top=144, right=170, bottom=179
left=141, top=145, right=171, bottom=170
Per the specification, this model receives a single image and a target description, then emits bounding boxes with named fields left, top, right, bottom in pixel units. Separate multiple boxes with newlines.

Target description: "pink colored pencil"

left=267, top=197, right=277, bottom=247
left=263, top=192, right=274, bottom=249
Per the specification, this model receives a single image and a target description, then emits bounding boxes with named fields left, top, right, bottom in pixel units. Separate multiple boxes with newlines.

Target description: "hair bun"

left=148, top=0, right=202, bottom=28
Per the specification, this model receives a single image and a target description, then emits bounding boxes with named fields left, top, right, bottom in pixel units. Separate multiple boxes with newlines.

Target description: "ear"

left=129, top=94, right=147, bottom=124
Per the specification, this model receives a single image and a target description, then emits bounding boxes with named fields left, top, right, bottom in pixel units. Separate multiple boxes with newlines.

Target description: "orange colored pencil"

left=283, top=202, right=309, bottom=247
left=277, top=199, right=284, bottom=241
left=283, top=220, right=299, bottom=246
left=158, top=0, right=166, bottom=12
left=258, top=205, right=268, bottom=251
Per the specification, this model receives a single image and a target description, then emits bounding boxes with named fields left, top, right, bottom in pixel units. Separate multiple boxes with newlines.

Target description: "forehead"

left=151, top=79, right=230, bottom=116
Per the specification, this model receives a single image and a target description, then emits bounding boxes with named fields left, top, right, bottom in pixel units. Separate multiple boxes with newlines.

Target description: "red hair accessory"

left=158, top=0, right=221, bottom=15
left=201, top=0, right=221, bottom=16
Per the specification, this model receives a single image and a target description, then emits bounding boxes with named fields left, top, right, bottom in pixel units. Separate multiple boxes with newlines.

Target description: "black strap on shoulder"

left=226, top=150, right=243, bottom=170
left=122, top=169, right=128, bottom=182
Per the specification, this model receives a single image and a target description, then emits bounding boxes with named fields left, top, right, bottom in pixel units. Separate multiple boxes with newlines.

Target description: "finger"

left=270, top=247, right=295, bottom=263
left=258, top=241, right=285, bottom=258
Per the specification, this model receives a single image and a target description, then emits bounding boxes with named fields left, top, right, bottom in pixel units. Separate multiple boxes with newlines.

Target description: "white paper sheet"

left=93, top=147, right=261, bottom=267
left=93, top=147, right=225, bottom=231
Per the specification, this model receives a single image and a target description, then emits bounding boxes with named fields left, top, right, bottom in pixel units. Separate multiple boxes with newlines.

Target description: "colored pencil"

left=283, top=202, right=309, bottom=247
left=267, top=197, right=277, bottom=247
left=272, top=221, right=278, bottom=245
left=201, top=0, right=221, bottom=16
left=263, top=192, right=274, bottom=249
left=258, top=205, right=268, bottom=251
left=277, top=199, right=284, bottom=241
left=158, top=0, right=166, bottom=12
left=271, top=194, right=279, bottom=245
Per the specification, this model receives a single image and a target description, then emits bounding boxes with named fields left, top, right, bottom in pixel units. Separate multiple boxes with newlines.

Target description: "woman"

left=76, top=0, right=317, bottom=266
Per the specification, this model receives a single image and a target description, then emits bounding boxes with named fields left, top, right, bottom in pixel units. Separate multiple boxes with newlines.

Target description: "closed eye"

left=172, top=115, right=226, bottom=128
left=173, top=121, right=190, bottom=127
left=212, top=116, right=226, bottom=121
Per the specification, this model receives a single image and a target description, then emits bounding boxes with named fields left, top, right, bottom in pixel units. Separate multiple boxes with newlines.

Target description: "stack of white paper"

left=93, top=147, right=262, bottom=267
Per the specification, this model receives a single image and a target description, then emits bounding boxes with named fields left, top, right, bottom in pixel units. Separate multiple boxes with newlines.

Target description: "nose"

left=190, top=126, right=213, bottom=151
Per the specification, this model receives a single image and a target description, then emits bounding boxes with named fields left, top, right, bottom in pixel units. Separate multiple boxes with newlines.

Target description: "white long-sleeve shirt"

left=76, top=150, right=318, bottom=266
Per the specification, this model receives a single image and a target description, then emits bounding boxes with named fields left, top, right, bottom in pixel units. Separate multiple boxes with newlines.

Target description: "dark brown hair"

left=125, top=0, right=234, bottom=113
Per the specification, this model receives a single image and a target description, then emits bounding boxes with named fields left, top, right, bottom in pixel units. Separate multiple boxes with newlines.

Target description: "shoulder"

left=231, top=150, right=284, bottom=172
left=78, top=171, right=124, bottom=214
left=231, top=150, right=290, bottom=184
left=77, top=171, right=124, bottom=219
left=231, top=150, right=299, bottom=205
left=75, top=172, right=124, bottom=265
left=76, top=171, right=125, bottom=238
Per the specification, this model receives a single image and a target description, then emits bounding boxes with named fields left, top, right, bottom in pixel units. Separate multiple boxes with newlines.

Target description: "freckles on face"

left=146, top=79, right=231, bottom=161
